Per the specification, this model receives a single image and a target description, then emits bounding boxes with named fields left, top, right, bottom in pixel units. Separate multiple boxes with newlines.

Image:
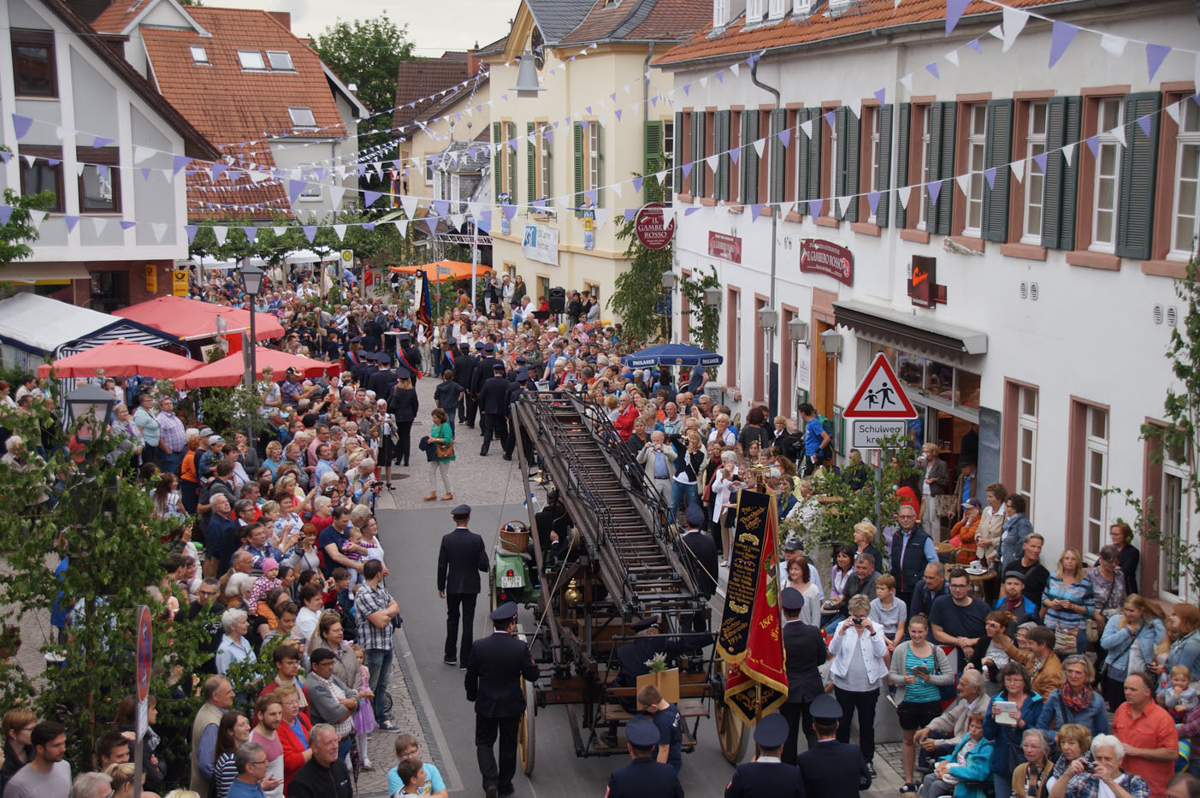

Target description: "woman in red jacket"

left=613, top=393, right=640, bottom=441
left=275, top=684, right=312, bottom=794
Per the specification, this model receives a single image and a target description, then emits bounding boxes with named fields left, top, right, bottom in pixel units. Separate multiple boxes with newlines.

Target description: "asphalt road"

left=377, top=501, right=748, bottom=797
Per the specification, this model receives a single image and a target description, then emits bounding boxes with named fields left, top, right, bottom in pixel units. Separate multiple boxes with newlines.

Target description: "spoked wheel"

left=518, top=677, right=536, bottom=774
left=714, top=697, right=746, bottom=764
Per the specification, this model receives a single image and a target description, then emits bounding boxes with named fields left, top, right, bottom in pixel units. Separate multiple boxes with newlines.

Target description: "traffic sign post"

left=134, top=605, right=152, bottom=798
left=851, top=419, right=908, bottom=449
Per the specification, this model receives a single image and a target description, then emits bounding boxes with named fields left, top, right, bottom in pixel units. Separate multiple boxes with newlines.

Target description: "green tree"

left=678, top=266, right=722, bottom=354
left=0, top=180, right=55, bottom=294
left=610, top=210, right=672, bottom=344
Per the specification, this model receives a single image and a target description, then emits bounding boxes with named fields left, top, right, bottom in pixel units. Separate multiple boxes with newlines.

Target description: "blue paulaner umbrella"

left=620, top=343, right=724, bottom=369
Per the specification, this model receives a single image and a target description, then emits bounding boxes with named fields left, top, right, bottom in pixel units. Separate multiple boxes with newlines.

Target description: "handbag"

left=435, top=442, right=455, bottom=459
left=936, top=494, right=959, bottom=518
left=1053, top=625, right=1078, bottom=654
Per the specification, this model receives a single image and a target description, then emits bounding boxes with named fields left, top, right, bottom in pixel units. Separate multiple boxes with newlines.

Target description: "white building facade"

left=655, top=0, right=1199, bottom=601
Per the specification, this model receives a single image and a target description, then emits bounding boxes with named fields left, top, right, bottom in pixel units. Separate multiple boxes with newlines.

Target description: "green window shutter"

left=716, top=110, right=731, bottom=201
left=927, top=101, right=957, bottom=235
left=796, top=108, right=812, bottom=210
left=1041, top=97, right=1083, bottom=250
left=506, top=122, right=517, bottom=198
left=595, top=123, right=604, bottom=208
left=741, top=111, right=759, bottom=204
left=693, top=112, right=706, bottom=199
left=876, top=105, right=893, bottom=228
left=894, top=103, right=911, bottom=228
left=837, top=106, right=861, bottom=222
left=527, top=122, right=536, bottom=203
left=768, top=108, right=786, bottom=204
left=1115, top=92, right=1161, bottom=260
left=982, top=100, right=1013, bottom=243
left=573, top=121, right=584, bottom=213
left=673, top=111, right=684, bottom=200
left=492, top=121, right=502, bottom=198
left=806, top=109, right=822, bottom=211
left=644, top=120, right=664, bottom=203
left=1057, top=97, right=1082, bottom=250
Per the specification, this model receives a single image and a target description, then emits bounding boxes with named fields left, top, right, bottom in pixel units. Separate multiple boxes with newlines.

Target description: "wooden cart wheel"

left=518, top=677, right=536, bottom=775
left=714, top=695, right=747, bottom=764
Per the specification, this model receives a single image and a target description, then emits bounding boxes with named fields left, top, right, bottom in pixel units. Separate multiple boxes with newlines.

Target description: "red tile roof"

left=89, top=0, right=143, bottom=34
left=186, top=142, right=291, bottom=222
left=560, top=0, right=713, bottom=45
left=654, top=0, right=1076, bottom=66
left=392, top=54, right=475, bottom=133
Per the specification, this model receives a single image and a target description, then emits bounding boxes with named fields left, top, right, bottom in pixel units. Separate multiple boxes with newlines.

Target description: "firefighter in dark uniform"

left=453, top=341, right=477, bottom=427
left=472, top=342, right=500, bottom=401
left=464, top=601, right=539, bottom=798
left=437, top=504, right=488, bottom=666
left=605, top=716, right=683, bottom=798
left=504, top=368, right=533, bottom=462
left=724, top=713, right=806, bottom=798
left=398, top=330, right=423, bottom=378
left=366, top=355, right=397, bottom=400
left=354, top=352, right=378, bottom=389
left=479, top=363, right=510, bottom=457
left=532, top=488, right=570, bottom=568
left=780, top=586, right=827, bottom=764
left=679, top=503, right=718, bottom=632
left=797, top=694, right=871, bottom=798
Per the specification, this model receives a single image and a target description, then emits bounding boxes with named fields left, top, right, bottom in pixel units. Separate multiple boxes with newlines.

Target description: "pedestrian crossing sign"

left=843, top=352, right=918, bottom=419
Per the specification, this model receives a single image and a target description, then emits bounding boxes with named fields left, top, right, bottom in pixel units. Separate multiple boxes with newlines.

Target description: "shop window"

left=926, top=360, right=955, bottom=403
left=898, top=351, right=926, bottom=395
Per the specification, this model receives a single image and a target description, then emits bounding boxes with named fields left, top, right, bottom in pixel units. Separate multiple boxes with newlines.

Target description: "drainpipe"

left=750, top=59, right=781, bottom=419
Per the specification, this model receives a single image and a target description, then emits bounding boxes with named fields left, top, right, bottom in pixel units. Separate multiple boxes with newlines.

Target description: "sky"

left=209, top=0, right=516, bottom=55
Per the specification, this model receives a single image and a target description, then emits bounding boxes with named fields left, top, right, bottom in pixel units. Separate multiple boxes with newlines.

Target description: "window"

left=539, top=126, right=551, bottom=201
left=588, top=123, right=599, bottom=197
left=299, top=171, right=321, bottom=199
left=1082, top=405, right=1108, bottom=558
left=769, top=0, right=788, bottom=19
left=1159, top=443, right=1191, bottom=600
left=663, top=119, right=674, bottom=201
left=726, top=287, right=740, bottom=387
left=19, top=147, right=62, bottom=212
left=237, top=50, right=266, bottom=71
left=746, top=0, right=767, bottom=25
left=963, top=104, right=987, bottom=236
left=917, top=107, right=932, bottom=230
left=11, top=29, right=56, bottom=98
left=1171, top=100, right=1200, bottom=259
left=824, top=108, right=838, bottom=216
left=190, top=45, right=209, bottom=64
left=713, top=0, right=729, bottom=28
left=78, top=148, right=120, bottom=213
left=1015, top=386, right=1038, bottom=518
left=288, top=107, right=317, bottom=129
left=1091, top=98, right=1123, bottom=252
left=868, top=108, right=883, bottom=223
left=266, top=51, right=294, bottom=71
left=424, top=155, right=436, bottom=184
left=1023, top=101, right=1048, bottom=243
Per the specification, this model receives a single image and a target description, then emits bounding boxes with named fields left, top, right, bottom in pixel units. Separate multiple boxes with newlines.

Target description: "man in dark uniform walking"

left=605, top=716, right=684, bottom=798
left=453, top=342, right=477, bottom=427
left=473, top=342, right=500, bottom=438
left=366, top=354, right=397, bottom=400
left=479, top=363, right=511, bottom=458
left=678, top=504, right=718, bottom=632
left=504, top=368, right=533, bottom=463
left=797, top=694, right=871, bottom=798
left=398, top=330, right=423, bottom=379
left=724, top=713, right=805, bottom=797
left=779, top=586, right=827, bottom=763
left=437, top=504, right=488, bottom=667
left=464, top=602, right=539, bottom=798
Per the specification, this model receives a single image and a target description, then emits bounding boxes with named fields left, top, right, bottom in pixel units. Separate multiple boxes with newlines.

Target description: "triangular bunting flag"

left=63, top=215, right=79, bottom=234
left=730, top=63, right=740, bottom=77
left=133, top=145, right=154, bottom=164
left=272, top=226, right=288, bottom=237
left=395, top=220, right=408, bottom=236
left=632, top=176, right=644, bottom=194
left=751, top=204, right=764, bottom=221
left=1100, top=34, right=1127, bottom=57
left=730, top=147, right=740, bottom=164
left=946, top=0, right=970, bottom=35
left=612, top=182, right=623, bottom=198
left=1033, top=152, right=1048, bottom=174
left=424, top=218, right=438, bottom=235
left=214, top=226, right=229, bottom=246
left=152, top=223, right=167, bottom=243
left=1002, top=7, right=1028, bottom=52
left=808, top=199, right=823, bottom=217
left=945, top=51, right=959, bottom=68
left=140, top=168, right=152, bottom=181
left=867, top=192, right=881, bottom=216
left=1085, top=136, right=1100, bottom=158
left=594, top=208, right=611, bottom=231
left=706, top=155, right=720, bottom=172
left=1136, top=115, right=1152, bottom=138
left=896, top=187, right=909, bottom=210
left=681, top=162, right=694, bottom=179
left=684, top=207, right=701, bottom=217
left=779, top=129, right=791, bottom=148
left=753, top=139, right=766, bottom=158
left=624, top=208, right=638, bottom=224
left=955, top=173, right=971, bottom=196
left=824, top=110, right=836, bottom=130
left=899, top=75, right=914, bottom=94
left=1111, top=123, right=1127, bottom=148
left=874, top=88, right=887, bottom=105
left=926, top=62, right=940, bottom=79
left=288, top=179, right=306, bottom=204
left=28, top=210, right=47, bottom=230
left=401, top=195, right=418, bottom=219
left=928, top=180, right=942, bottom=205
left=184, top=225, right=198, bottom=244
left=364, top=190, right=382, bottom=207
left=1062, top=143, right=1076, bottom=167
left=967, top=38, right=982, bottom=54
left=1146, top=44, right=1171, bottom=82
left=984, top=167, right=997, bottom=190
left=11, top=114, right=33, bottom=140
left=1048, top=21, right=1079, bottom=69
left=1010, top=159, right=1025, bottom=183
left=800, top=119, right=814, bottom=138
left=333, top=224, right=347, bottom=241
left=1166, top=101, right=1183, bottom=125
left=242, top=226, right=257, bottom=244
left=173, top=155, right=191, bottom=174
left=93, top=136, right=115, bottom=148
left=848, top=100, right=862, bottom=119
left=119, top=220, right=136, bottom=231
left=92, top=217, right=108, bottom=236
left=302, top=225, right=318, bottom=243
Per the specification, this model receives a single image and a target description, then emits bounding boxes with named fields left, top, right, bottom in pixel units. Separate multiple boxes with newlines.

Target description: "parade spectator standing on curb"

left=355, top=558, right=402, bottom=730
left=830, top=594, right=888, bottom=777
left=226, top=741, right=279, bottom=798
left=438, top=504, right=488, bottom=667
left=2, top=722, right=70, bottom=798
left=1048, top=735, right=1151, bottom=798
left=890, top=506, right=939, bottom=613
left=798, top=403, right=831, bottom=477
left=1113, top=673, right=1179, bottom=798
left=286, top=724, right=352, bottom=798
left=305, top=648, right=358, bottom=763
left=190, top=677, right=234, bottom=796
left=930, top=568, right=989, bottom=671
left=464, top=602, right=540, bottom=798
left=249, top=696, right=284, bottom=798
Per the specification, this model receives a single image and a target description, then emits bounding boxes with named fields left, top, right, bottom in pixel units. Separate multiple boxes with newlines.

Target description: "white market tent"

left=0, top=293, right=181, bottom=371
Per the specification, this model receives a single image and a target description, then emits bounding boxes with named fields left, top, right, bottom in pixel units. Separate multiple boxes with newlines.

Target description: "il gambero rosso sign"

left=635, top=203, right=675, bottom=250
left=799, top=239, right=854, bottom=286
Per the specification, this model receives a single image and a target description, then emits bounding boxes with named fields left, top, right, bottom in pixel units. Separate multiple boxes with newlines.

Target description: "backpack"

left=817, top=415, right=835, bottom=459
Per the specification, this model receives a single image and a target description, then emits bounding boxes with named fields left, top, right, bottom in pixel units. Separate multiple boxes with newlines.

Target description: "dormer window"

left=793, top=0, right=814, bottom=14
left=190, top=45, right=209, bottom=64
left=288, top=107, right=317, bottom=129
left=237, top=50, right=266, bottom=70
left=768, top=0, right=787, bottom=19
left=827, top=0, right=854, bottom=15
left=266, top=50, right=294, bottom=71
left=746, top=0, right=767, bottom=25
left=714, top=0, right=729, bottom=29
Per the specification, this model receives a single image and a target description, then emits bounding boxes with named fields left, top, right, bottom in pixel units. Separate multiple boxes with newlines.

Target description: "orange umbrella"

left=388, top=260, right=478, bottom=282
left=173, top=347, right=339, bottom=389
left=36, top=339, right=199, bottom=379
left=114, top=296, right=285, bottom=341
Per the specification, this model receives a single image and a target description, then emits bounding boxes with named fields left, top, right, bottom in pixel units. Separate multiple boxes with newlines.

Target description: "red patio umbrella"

left=113, top=296, right=285, bottom=342
left=36, top=339, right=199, bottom=379
left=173, top=347, right=340, bottom=389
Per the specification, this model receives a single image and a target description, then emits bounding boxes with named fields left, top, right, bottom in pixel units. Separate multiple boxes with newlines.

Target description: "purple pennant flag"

left=1085, top=135, right=1100, bottom=158
left=544, top=129, right=553, bottom=144
left=615, top=109, right=623, bottom=122
left=97, top=164, right=109, bottom=180
left=362, top=223, right=375, bottom=232
left=715, top=70, right=724, bottom=83
left=824, top=110, right=836, bottom=130
left=64, top=215, right=79, bottom=233
left=433, top=200, right=449, bottom=217
left=1048, top=21, right=1078, bottom=68
left=479, top=210, right=492, bottom=228
left=302, top=225, right=318, bottom=243
left=1137, top=115, right=1152, bottom=138
left=967, top=38, right=981, bottom=53
left=751, top=203, right=764, bottom=220
left=120, top=221, right=136, bottom=231
left=730, top=147, right=740, bottom=164
left=984, top=166, right=997, bottom=189
left=242, top=227, right=257, bottom=243
left=11, top=114, right=32, bottom=139
left=586, top=106, right=592, bottom=115
left=874, top=88, right=887, bottom=105
left=0, top=152, right=9, bottom=164
left=683, top=84, right=690, bottom=96
left=611, top=93, right=617, bottom=102
left=424, top=218, right=438, bottom=235
left=1033, top=152, right=1048, bottom=173
left=624, top=209, right=637, bottom=223
left=684, top=207, right=701, bottom=216
left=0, top=206, right=11, bottom=227
left=808, top=199, right=823, bottom=217
left=288, top=180, right=306, bottom=204
left=173, top=155, right=191, bottom=174
left=779, top=129, right=791, bottom=148
left=928, top=180, right=942, bottom=205
left=184, top=224, right=198, bottom=243
left=140, top=168, right=151, bottom=181
left=651, top=96, right=658, bottom=107
left=946, top=0, right=970, bottom=35
left=681, top=163, right=694, bottom=178
left=92, top=136, right=114, bottom=148
left=925, top=62, right=940, bottom=79
left=633, top=177, right=644, bottom=194
left=502, top=205, right=517, bottom=220
left=867, top=192, right=881, bottom=216
left=211, top=163, right=228, bottom=181
left=364, top=190, right=382, bottom=207
left=46, top=158, right=60, bottom=167
left=584, top=189, right=597, bottom=206
left=1146, top=44, right=1171, bottom=82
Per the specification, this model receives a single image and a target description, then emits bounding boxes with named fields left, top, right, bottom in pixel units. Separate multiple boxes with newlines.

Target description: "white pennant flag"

left=1010, top=159, right=1026, bottom=183
left=834, top=197, right=845, bottom=217
left=272, top=226, right=288, bottom=237
left=55, top=125, right=69, bottom=140
left=955, top=173, right=971, bottom=196
left=451, top=214, right=465, bottom=229
left=152, top=223, right=167, bottom=243
left=401, top=195, right=418, bottom=218
left=133, top=145, right=155, bottom=164
left=730, top=63, right=740, bottom=77
left=848, top=99, right=862, bottom=119
left=1111, top=123, right=1127, bottom=148
left=214, top=226, right=229, bottom=246
left=753, top=138, right=766, bottom=158
left=1062, top=143, right=1076, bottom=167
left=706, top=154, right=720, bottom=172
left=333, top=224, right=347, bottom=241
left=594, top=208, right=611, bottom=231
left=1166, top=101, right=1182, bottom=125
left=988, top=25, right=1004, bottom=41
left=75, top=163, right=87, bottom=177
left=699, top=77, right=709, bottom=88
left=896, top=187, right=908, bottom=210
left=91, top=217, right=108, bottom=236
left=329, top=186, right=347, bottom=207
left=899, top=75, right=914, bottom=94
left=1002, top=7, right=1028, bottom=52
left=655, top=170, right=668, bottom=184
left=250, top=171, right=271, bottom=183
left=1100, top=34, right=1127, bottom=57
left=945, top=51, right=960, bottom=67
left=800, top=119, right=814, bottom=138
left=612, top=182, right=623, bottom=198
left=23, top=155, right=35, bottom=167
left=395, top=219, right=408, bottom=236
left=28, top=210, right=47, bottom=230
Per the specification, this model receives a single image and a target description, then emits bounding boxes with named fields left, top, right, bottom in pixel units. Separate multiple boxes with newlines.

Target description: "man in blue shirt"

left=637, top=684, right=683, bottom=774
left=798, top=403, right=831, bottom=477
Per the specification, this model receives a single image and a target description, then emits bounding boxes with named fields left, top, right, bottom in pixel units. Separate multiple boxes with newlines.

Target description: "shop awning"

left=0, top=263, right=91, bottom=284
left=832, top=300, right=987, bottom=361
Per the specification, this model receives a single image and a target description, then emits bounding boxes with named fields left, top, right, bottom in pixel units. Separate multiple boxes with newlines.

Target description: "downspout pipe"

left=750, top=59, right=782, bottom=420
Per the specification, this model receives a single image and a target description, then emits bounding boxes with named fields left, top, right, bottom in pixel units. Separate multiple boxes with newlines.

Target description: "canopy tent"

left=620, top=343, right=724, bottom=369
left=0, top=293, right=180, bottom=372
left=173, top=348, right=339, bottom=389
left=36, top=339, right=199, bottom=379
left=184, top=255, right=267, bottom=272
left=113, top=295, right=285, bottom=342
left=389, top=260, right=478, bottom=282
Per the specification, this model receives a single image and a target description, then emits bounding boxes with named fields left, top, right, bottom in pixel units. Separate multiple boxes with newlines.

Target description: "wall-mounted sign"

left=708, top=231, right=742, bottom=263
left=908, top=255, right=946, bottom=309
left=171, top=269, right=189, bottom=297
left=799, top=239, right=853, bottom=286
left=635, top=203, right=675, bottom=250
left=522, top=223, right=559, bottom=266
left=144, top=264, right=158, bottom=293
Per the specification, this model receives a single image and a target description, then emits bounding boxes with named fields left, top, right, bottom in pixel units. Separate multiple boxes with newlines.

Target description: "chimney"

left=467, top=51, right=482, bottom=76
left=267, top=11, right=291, bottom=31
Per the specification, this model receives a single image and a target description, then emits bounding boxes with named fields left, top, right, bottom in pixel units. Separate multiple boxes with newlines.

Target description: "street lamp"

left=66, top=383, right=117, bottom=443
left=704, top=286, right=721, bottom=307
left=661, top=270, right=677, bottom=290
left=239, top=259, right=265, bottom=443
left=510, top=53, right=546, bottom=100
